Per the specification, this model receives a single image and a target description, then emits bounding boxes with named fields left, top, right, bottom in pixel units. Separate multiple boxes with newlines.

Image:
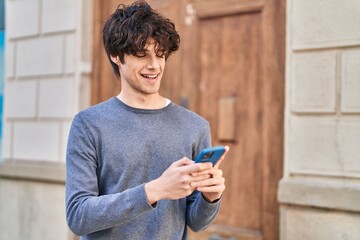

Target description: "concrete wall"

left=0, top=0, right=92, bottom=239
left=279, top=1, right=360, bottom=239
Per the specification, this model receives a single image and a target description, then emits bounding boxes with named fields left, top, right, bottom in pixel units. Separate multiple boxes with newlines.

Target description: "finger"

left=196, top=177, right=226, bottom=189
left=190, top=169, right=212, bottom=177
left=214, top=146, right=230, bottom=168
left=191, top=173, right=212, bottom=182
left=208, top=169, right=223, bottom=179
left=181, top=162, right=212, bottom=174
left=192, top=167, right=223, bottom=177
left=197, top=185, right=226, bottom=193
left=191, top=177, right=225, bottom=188
left=215, top=146, right=229, bottom=168
left=171, top=157, right=194, bottom=167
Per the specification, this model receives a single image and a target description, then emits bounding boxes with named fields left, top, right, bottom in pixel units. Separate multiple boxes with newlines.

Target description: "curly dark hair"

left=102, top=1, right=180, bottom=77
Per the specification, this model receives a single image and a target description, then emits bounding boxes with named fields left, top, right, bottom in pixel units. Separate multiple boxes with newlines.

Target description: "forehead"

left=144, top=39, right=156, bottom=50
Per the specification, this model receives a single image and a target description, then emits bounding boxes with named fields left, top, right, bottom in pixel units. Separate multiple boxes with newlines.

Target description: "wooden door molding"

left=91, top=0, right=122, bottom=105
left=259, top=0, right=286, bottom=239
left=191, top=0, right=264, bottom=18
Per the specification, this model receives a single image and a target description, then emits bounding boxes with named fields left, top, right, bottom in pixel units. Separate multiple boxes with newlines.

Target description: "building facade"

left=279, top=0, right=360, bottom=239
left=0, top=0, right=359, bottom=239
left=0, top=0, right=92, bottom=239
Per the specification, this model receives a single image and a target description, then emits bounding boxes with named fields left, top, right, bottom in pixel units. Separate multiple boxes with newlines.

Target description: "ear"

left=110, top=55, right=121, bottom=65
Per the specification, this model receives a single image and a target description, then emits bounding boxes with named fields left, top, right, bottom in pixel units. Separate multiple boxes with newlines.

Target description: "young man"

left=66, top=1, right=229, bottom=239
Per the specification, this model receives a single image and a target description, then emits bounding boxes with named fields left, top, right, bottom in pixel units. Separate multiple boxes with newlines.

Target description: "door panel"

left=198, top=12, right=263, bottom=230
left=92, top=0, right=285, bottom=239
left=187, top=9, right=265, bottom=240
left=181, top=1, right=285, bottom=239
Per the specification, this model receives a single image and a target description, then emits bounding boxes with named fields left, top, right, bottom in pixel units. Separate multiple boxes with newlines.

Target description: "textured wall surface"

left=280, top=0, right=360, bottom=239
left=1, top=0, right=93, bottom=239
left=281, top=206, right=360, bottom=240
left=0, top=179, right=68, bottom=239
left=3, top=0, right=92, bottom=162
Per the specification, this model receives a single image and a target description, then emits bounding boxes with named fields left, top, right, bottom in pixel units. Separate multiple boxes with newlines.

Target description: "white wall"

left=3, top=0, right=91, bottom=162
left=279, top=1, right=360, bottom=239
left=1, top=0, right=92, bottom=239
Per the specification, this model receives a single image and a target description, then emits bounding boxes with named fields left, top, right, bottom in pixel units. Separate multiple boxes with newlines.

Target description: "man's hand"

left=190, top=146, right=229, bottom=202
left=144, top=158, right=212, bottom=205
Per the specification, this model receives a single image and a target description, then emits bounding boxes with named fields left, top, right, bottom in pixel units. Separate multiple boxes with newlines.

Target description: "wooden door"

left=181, top=1, right=285, bottom=239
left=92, top=1, right=285, bottom=240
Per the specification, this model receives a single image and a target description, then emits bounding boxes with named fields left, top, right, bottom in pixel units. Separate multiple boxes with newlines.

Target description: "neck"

left=117, top=92, right=166, bottom=109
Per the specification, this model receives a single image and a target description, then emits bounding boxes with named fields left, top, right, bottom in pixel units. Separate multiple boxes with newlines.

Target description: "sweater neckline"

left=112, top=96, right=173, bottom=114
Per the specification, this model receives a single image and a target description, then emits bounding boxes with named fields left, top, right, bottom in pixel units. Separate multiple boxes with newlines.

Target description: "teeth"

left=141, top=74, right=157, bottom=79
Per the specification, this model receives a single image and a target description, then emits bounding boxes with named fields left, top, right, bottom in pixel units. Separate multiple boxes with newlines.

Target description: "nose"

left=147, top=55, right=161, bottom=70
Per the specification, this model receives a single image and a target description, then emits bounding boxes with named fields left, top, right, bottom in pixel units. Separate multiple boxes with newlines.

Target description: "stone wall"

left=279, top=1, right=360, bottom=239
left=0, top=0, right=92, bottom=239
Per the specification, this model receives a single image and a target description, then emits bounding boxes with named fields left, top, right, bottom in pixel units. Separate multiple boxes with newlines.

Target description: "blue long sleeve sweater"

left=65, top=97, right=221, bottom=239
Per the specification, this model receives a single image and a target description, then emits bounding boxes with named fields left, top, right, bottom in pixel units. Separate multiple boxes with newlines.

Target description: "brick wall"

left=279, top=1, right=360, bottom=239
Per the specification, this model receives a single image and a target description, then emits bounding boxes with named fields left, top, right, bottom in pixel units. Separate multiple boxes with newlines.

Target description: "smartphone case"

left=194, top=146, right=225, bottom=166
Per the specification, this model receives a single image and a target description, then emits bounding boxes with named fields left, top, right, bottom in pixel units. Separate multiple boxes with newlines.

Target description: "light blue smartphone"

left=194, top=146, right=226, bottom=166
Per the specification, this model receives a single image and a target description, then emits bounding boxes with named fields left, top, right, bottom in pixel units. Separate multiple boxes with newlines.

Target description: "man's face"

left=116, top=39, right=166, bottom=98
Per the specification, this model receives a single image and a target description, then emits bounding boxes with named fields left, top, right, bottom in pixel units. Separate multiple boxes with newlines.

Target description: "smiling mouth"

left=140, top=74, right=158, bottom=79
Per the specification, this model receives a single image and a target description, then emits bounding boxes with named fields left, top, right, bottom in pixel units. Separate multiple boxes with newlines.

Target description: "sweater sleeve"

left=186, top=191, right=221, bottom=232
left=65, top=114, right=155, bottom=236
left=186, top=121, right=221, bottom=231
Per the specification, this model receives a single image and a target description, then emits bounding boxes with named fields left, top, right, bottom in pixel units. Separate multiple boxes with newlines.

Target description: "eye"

left=156, top=50, right=167, bottom=58
left=134, top=51, right=147, bottom=58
